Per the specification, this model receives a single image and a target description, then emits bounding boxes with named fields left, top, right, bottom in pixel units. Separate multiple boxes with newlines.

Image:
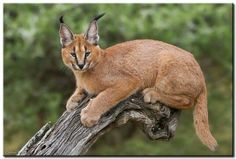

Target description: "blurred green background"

left=4, top=4, right=233, bottom=156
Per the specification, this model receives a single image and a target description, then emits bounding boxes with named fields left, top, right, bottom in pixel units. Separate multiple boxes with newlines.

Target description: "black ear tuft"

left=93, top=13, right=105, bottom=21
left=59, top=16, right=64, bottom=23
left=85, top=13, right=105, bottom=45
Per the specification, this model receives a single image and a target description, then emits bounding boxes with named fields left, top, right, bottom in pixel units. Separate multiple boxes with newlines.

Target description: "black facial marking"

left=83, top=54, right=86, bottom=65
left=70, top=47, right=76, bottom=57
left=71, top=47, right=79, bottom=66
left=84, top=46, right=90, bottom=60
left=74, top=55, right=79, bottom=66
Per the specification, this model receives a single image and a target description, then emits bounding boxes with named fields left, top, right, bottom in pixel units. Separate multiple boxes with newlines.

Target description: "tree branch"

left=17, top=93, right=181, bottom=156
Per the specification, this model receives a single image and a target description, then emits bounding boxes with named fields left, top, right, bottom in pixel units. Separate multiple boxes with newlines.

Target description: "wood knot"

left=41, top=145, right=46, bottom=150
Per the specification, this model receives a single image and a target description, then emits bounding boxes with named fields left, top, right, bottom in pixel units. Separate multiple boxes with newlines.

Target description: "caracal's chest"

left=76, top=70, right=108, bottom=95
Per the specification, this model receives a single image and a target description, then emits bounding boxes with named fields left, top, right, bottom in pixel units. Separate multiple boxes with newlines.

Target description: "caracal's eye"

left=70, top=52, right=76, bottom=57
left=85, top=51, right=91, bottom=58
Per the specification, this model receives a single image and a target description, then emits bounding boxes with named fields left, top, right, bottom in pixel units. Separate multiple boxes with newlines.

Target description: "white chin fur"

left=71, top=63, right=80, bottom=70
left=83, top=63, right=90, bottom=70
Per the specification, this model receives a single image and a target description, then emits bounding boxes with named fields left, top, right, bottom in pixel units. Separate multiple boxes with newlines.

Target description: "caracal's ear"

left=84, top=13, right=105, bottom=45
left=59, top=16, right=74, bottom=47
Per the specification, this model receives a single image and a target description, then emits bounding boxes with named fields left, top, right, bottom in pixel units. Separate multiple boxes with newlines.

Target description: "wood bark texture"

left=17, top=93, right=181, bottom=156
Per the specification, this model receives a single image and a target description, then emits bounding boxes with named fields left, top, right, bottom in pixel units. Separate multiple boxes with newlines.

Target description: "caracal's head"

left=59, top=13, right=105, bottom=72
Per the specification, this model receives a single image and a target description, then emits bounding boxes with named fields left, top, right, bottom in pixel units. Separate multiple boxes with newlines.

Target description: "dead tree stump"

left=17, top=93, right=181, bottom=156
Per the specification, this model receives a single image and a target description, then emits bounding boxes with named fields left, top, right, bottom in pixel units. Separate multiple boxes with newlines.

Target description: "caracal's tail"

left=193, top=86, right=218, bottom=151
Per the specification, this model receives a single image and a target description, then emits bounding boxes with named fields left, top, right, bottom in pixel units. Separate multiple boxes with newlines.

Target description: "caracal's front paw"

left=142, top=88, right=159, bottom=104
left=66, top=99, right=78, bottom=112
left=80, top=106, right=101, bottom=127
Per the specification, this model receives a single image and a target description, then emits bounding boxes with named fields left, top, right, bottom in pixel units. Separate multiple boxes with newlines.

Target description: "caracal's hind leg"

left=142, top=87, right=159, bottom=104
left=142, top=87, right=193, bottom=109
left=142, top=88, right=182, bottom=140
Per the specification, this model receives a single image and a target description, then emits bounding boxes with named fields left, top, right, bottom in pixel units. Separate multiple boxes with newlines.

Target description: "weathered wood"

left=17, top=93, right=181, bottom=156
left=17, top=123, right=51, bottom=155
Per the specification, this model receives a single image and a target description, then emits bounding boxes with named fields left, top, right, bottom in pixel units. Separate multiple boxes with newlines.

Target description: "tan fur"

left=60, top=29, right=217, bottom=151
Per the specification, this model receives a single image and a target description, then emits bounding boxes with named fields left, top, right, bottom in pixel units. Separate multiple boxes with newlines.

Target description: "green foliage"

left=4, top=4, right=232, bottom=155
